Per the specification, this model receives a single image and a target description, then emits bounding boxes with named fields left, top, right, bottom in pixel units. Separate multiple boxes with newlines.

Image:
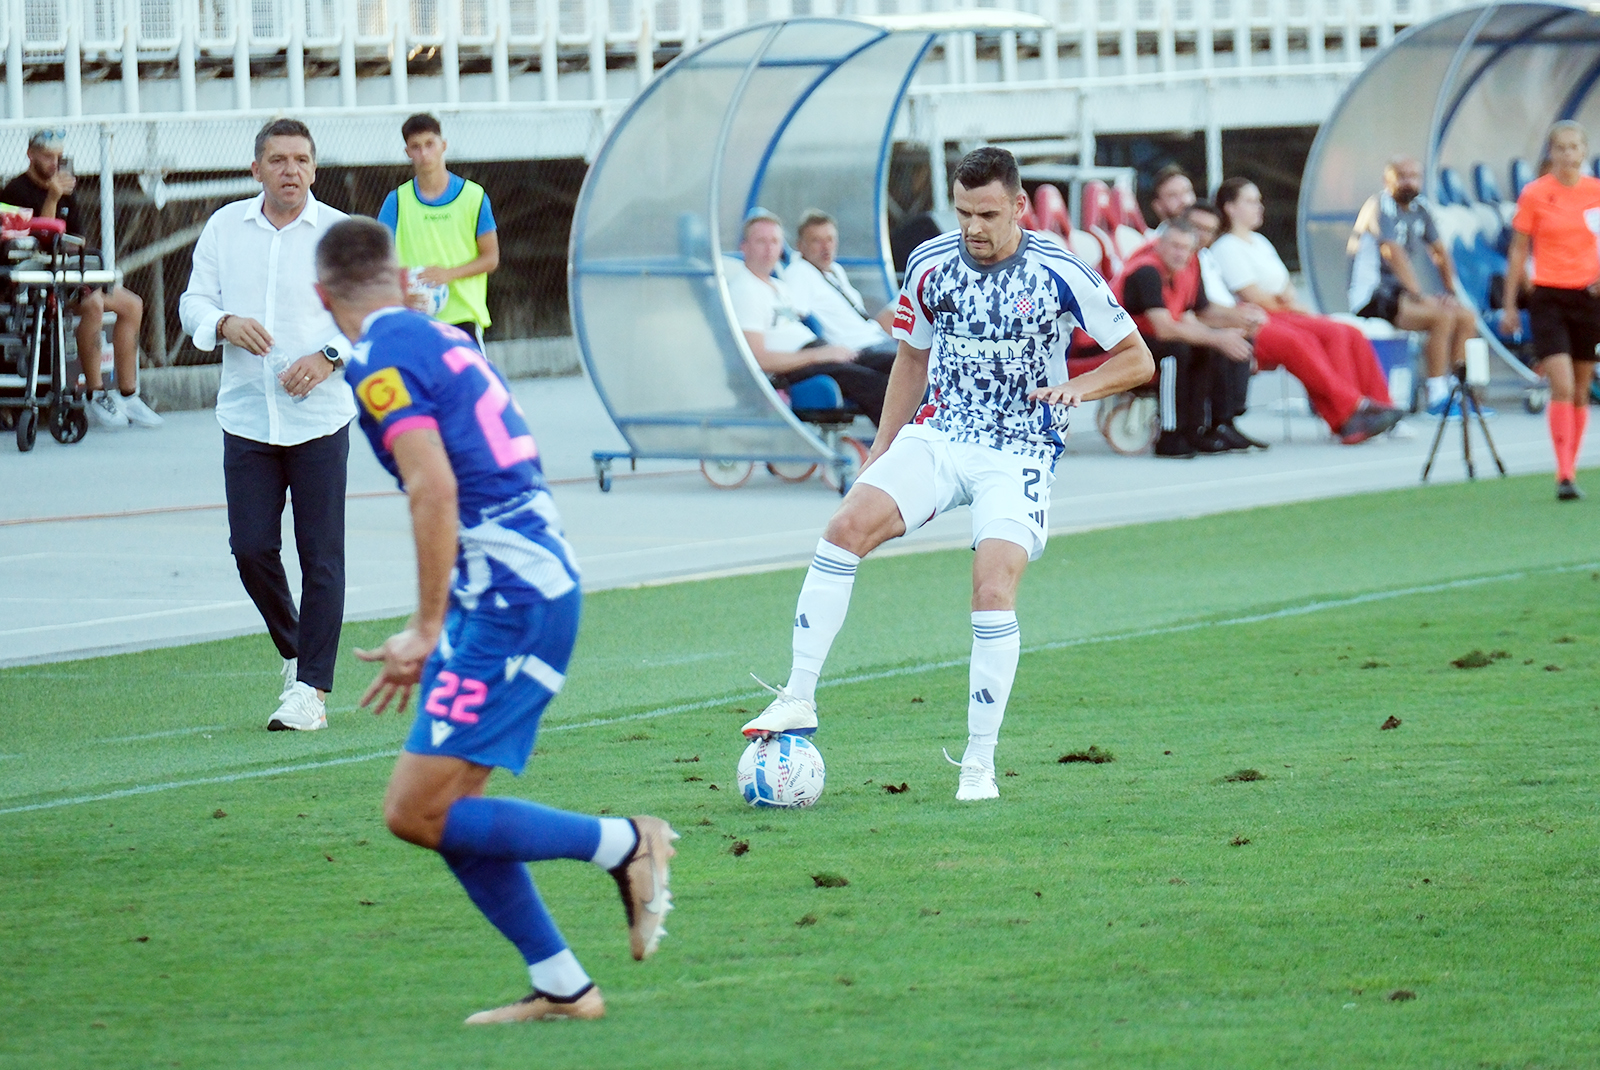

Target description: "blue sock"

left=442, top=852, right=566, bottom=966
left=439, top=796, right=602, bottom=862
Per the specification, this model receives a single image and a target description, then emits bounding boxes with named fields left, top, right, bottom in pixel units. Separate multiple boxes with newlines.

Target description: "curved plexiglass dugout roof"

left=568, top=13, right=1047, bottom=467
left=1300, top=1, right=1600, bottom=314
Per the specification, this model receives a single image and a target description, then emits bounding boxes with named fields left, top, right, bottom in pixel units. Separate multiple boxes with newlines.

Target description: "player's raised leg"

left=743, top=482, right=908, bottom=738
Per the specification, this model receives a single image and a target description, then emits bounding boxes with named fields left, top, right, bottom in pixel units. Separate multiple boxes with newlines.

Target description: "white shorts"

left=856, top=423, right=1055, bottom=561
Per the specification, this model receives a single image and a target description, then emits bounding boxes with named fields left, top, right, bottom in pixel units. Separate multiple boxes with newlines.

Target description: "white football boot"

left=946, top=749, right=999, bottom=801
left=279, top=657, right=298, bottom=701
left=119, top=394, right=165, bottom=428
left=741, top=675, right=818, bottom=738
left=267, top=681, right=327, bottom=731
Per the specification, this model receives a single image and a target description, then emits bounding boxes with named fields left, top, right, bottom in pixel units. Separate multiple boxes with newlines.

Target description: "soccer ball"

left=737, top=733, right=825, bottom=808
left=407, top=268, right=450, bottom=317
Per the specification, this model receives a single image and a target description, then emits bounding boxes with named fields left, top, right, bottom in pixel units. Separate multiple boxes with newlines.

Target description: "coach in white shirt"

left=179, top=118, right=355, bottom=733
left=780, top=209, right=898, bottom=357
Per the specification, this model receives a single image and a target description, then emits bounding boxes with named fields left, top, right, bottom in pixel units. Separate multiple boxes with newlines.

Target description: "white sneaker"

left=741, top=675, right=817, bottom=738
left=279, top=657, right=298, bottom=701
left=118, top=394, right=164, bottom=428
left=267, top=681, right=327, bottom=731
left=1386, top=418, right=1417, bottom=440
left=86, top=390, right=128, bottom=429
left=945, top=749, right=999, bottom=801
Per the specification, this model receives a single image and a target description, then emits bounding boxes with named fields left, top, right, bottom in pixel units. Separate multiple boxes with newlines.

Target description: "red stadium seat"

left=1031, top=182, right=1071, bottom=239
left=1115, top=185, right=1148, bottom=233
left=1078, top=181, right=1122, bottom=279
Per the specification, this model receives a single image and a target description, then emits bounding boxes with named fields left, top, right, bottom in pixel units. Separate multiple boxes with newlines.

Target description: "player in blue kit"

left=744, top=148, right=1154, bottom=801
left=314, top=217, right=677, bottom=1024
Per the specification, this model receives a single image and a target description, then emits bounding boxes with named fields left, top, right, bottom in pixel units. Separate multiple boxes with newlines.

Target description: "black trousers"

left=223, top=426, right=349, bottom=692
left=773, top=347, right=897, bottom=425
left=1153, top=339, right=1250, bottom=436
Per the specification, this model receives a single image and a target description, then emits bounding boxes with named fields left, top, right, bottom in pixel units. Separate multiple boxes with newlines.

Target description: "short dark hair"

left=1184, top=200, right=1220, bottom=221
left=254, top=118, right=316, bottom=162
left=796, top=209, right=836, bottom=238
left=402, top=113, right=443, bottom=142
left=952, top=147, right=1021, bottom=196
left=1156, top=215, right=1198, bottom=238
left=1214, top=177, right=1257, bottom=231
left=316, top=217, right=399, bottom=301
left=1153, top=163, right=1191, bottom=198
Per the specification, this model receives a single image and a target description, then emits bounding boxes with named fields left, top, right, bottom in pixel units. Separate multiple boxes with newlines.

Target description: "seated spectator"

left=2, top=128, right=159, bottom=429
left=1114, top=216, right=1257, bottom=457
left=781, top=209, right=897, bottom=359
left=725, top=210, right=894, bottom=425
left=1147, top=166, right=1267, bottom=448
left=1211, top=177, right=1403, bottom=444
left=1349, top=155, right=1480, bottom=414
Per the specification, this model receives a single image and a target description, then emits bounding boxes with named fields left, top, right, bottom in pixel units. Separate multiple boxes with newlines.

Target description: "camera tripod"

left=1420, top=366, right=1506, bottom=482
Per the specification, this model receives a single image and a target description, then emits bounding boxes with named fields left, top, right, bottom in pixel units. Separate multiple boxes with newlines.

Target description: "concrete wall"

left=139, top=335, right=582, bottom=413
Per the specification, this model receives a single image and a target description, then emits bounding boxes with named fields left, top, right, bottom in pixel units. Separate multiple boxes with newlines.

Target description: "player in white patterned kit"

left=743, top=147, right=1153, bottom=801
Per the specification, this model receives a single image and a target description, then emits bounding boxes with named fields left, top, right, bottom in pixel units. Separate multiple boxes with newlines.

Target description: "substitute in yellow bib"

left=379, top=114, right=499, bottom=342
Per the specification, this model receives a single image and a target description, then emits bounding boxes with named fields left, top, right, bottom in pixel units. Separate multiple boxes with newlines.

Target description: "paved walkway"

left=0, top=371, right=1568, bottom=666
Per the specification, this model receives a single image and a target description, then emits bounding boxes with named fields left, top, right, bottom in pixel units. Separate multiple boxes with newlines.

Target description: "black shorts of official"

left=1356, top=285, right=1402, bottom=325
left=1528, top=285, right=1600, bottom=361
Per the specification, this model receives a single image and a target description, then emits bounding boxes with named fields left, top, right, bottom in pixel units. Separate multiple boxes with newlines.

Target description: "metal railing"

left=0, top=0, right=1485, bottom=118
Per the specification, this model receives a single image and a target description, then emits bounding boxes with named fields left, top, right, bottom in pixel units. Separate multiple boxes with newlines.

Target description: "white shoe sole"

left=267, top=716, right=327, bottom=731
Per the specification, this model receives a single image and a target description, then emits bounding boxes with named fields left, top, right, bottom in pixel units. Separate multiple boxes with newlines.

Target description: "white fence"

left=0, top=0, right=1490, bottom=118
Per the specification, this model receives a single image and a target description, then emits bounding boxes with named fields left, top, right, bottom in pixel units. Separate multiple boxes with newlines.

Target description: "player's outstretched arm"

left=1029, top=329, right=1153, bottom=408
left=864, top=342, right=930, bottom=467
left=357, top=428, right=460, bottom=714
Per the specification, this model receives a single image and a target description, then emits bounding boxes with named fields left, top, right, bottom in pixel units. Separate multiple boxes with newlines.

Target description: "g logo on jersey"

left=356, top=366, right=413, bottom=419
left=893, top=295, right=917, bottom=334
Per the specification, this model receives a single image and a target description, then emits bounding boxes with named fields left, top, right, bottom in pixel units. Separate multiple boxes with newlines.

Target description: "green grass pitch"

left=4, top=473, right=1600, bottom=1069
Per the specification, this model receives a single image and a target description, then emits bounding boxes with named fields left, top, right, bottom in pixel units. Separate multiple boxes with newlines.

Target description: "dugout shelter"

left=1299, top=0, right=1600, bottom=394
left=569, top=11, right=1048, bottom=491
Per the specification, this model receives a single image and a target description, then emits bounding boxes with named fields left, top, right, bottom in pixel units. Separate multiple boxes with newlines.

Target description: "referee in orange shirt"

left=1503, top=120, right=1600, bottom=501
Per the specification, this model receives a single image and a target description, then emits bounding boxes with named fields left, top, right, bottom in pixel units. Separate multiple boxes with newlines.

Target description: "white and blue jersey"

left=347, top=307, right=579, bottom=774
left=892, top=230, right=1132, bottom=464
left=348, top=308, right=578, bottom=612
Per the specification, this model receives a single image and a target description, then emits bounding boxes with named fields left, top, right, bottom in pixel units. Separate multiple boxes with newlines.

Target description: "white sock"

left=1427, top=376, right=1449, bottom=405
left=529, top=948, right=591, bottom=998
left=785, top=540, right=859, bottom=703
left=590, top=817, right=637, bottom=871
left=966, top=611, right=1019, bottom=768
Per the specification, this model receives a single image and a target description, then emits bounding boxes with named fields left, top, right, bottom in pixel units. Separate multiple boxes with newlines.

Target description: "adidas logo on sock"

left=795, top=613, right=810, bottom=629
left=971, top=688, right=994, bottom=704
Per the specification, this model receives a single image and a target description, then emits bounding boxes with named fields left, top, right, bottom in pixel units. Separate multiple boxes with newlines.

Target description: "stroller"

left=0, top=211, right=117, bottom=452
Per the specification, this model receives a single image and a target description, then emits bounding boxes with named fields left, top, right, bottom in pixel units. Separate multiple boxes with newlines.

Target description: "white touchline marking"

left=0, top=599, right=256, bottom=637
left=2, top=560, right=1594, bottom=817
left=98, top=725, right=229, bottom=744
left=0, top=752, right=397, bottom=815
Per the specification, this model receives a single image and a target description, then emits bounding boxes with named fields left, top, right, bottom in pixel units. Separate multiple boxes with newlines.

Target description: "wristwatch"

left=321, top=344, right=344, bottom=370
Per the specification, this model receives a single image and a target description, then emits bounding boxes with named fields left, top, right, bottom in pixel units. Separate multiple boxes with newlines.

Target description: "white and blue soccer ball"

left=737, top=733, right=825, bottom=808
left=407, top=268, right=450, bottom=317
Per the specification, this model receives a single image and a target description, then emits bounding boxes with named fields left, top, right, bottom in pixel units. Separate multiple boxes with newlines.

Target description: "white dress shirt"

left=780, top=257, right=891, bottom=350
left=180, top=191, right=357, bottom=446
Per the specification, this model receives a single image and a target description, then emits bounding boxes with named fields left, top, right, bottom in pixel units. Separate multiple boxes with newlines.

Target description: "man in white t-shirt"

left=780, top=209, right=897, bottom=357
left=725, top=211, right=895, bottom=424
left=741, top=148, right=1152, bottom=802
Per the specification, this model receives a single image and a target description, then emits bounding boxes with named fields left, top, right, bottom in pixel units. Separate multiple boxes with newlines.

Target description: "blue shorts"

left=403, top=590, right=581, bottom=774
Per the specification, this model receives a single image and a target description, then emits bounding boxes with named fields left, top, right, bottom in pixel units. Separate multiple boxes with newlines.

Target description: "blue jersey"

left=347, top=308, right=578, bottom=609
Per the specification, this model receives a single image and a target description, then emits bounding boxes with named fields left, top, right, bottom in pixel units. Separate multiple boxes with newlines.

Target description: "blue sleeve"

left=377, top=191, right=399, bottom=234
left=477, top=192, right=496, bottom=237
